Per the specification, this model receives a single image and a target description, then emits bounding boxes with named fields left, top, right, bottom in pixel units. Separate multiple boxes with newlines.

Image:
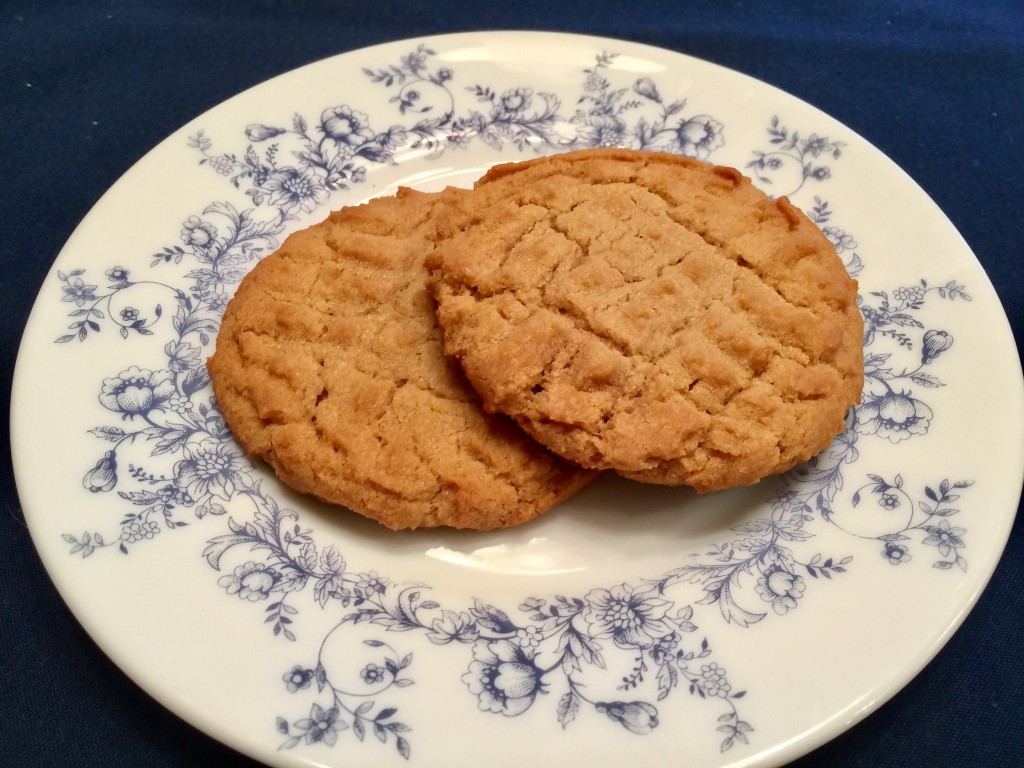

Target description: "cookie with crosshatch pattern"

left=208, top=186, right=596, bottom=530
left=425, top=148, right=864, bottom=492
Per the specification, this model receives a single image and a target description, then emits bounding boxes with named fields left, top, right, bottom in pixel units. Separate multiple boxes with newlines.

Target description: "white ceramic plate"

left=12, top=31, right=1023, bottom=768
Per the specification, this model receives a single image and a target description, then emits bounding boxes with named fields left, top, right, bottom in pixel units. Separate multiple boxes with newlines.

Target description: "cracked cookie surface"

left=208, top=187, right=596, bottom=530
left=426, top=148, right=864, bottom=492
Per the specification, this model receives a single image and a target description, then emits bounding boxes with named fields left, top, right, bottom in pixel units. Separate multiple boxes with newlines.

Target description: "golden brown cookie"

left=426, top=148, right=863, bottom=492
left=208, top=187, right=596, bottom=530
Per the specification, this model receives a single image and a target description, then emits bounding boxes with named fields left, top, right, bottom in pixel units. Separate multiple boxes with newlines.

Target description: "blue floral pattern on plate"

left=53, top=46, right=976, bottom=761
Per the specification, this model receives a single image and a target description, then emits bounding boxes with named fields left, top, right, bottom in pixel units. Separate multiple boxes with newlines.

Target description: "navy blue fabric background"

left=2, top=1, right=1022, bottom=766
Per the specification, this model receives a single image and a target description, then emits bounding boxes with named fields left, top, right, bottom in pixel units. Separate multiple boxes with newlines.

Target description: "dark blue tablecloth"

left=3, top=2, right=1022, bottom=766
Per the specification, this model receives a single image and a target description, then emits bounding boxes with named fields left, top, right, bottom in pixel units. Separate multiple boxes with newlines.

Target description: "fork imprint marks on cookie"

left=209, top=187, right=596, bottom=530
left=427, top=148, right=864, bottom=492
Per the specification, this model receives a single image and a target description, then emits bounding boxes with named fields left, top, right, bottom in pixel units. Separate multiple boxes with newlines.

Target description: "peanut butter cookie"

left=209, top=187, right=596, bottom=530
left=426, top=148, right=863, bottom=492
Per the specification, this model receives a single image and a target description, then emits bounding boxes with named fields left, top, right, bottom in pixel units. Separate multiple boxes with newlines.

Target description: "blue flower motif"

left=61, top=276, right=97, bottom=307
left=356, top=571, right=389, bottom=596
left=582, top=584, right=670, bottom=649
left=632, top=77, right=661, bottom=102
left=283, top=665, right=314, bottom=693
left=921, top=330, right=953, bottom=365
left=400, top=47, right=431, bottom=74
left=166, top=395, right=193, bottom=415
left=754, top=566, right=805, bottom=615
left=360, top=663, right=386, bottom=685
left=822, top=226, right=857, bottom=253
left=263, top=167, right=328, bottom=213
left=173, top=439, right=248, bottom=501
left=208, top=155, right=233, bottom=175
left=514, top=625, right=542, bottom=649
left=519, top=596, right=545, bottom=612
left=320, top=105, right=372, bottom=146
left=879, top=492, right=901, bottom=510
left=855, top=390, right=933, bottom=443
left=650, top=631, right=681, bottom=664
left=922, top=520, right=965, bottom=557
left=218, top=560, right=280, bottom=601
left=180, top=215, right=218, bottom=249
left=673, top=114, right=724, bottom=159
left=201, top=283, right=230, bottom=314
left=893, top=285, right=926, bottom=304
left=99, top=366, right=176, bottom=418
left=463, top=640, right=545, bottom=716
left=120, top=519, right=159, bottom=543
left=595, top=701, right=659, bottom=734
left=245, top=124, right=285, bottom=142
left=395, top=86, right=425, bottom=114
left=164, top=340, right=202, bottom=373
left=803, top=134, right=830, bottom=157
left=294, top=703, right=342, bottom=746
left=498, top=87, right=532, bottom=115
left=883, top=542, right=912, bottom=565
left=156, top=483, right=193, bottom=507
left=700, top=662, right=731, bottom=697
left=575, top=115, right=627, bottom=148
left=105, top=266, right=130, bottom=284
left=82, top=450, right=117, bottom=493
